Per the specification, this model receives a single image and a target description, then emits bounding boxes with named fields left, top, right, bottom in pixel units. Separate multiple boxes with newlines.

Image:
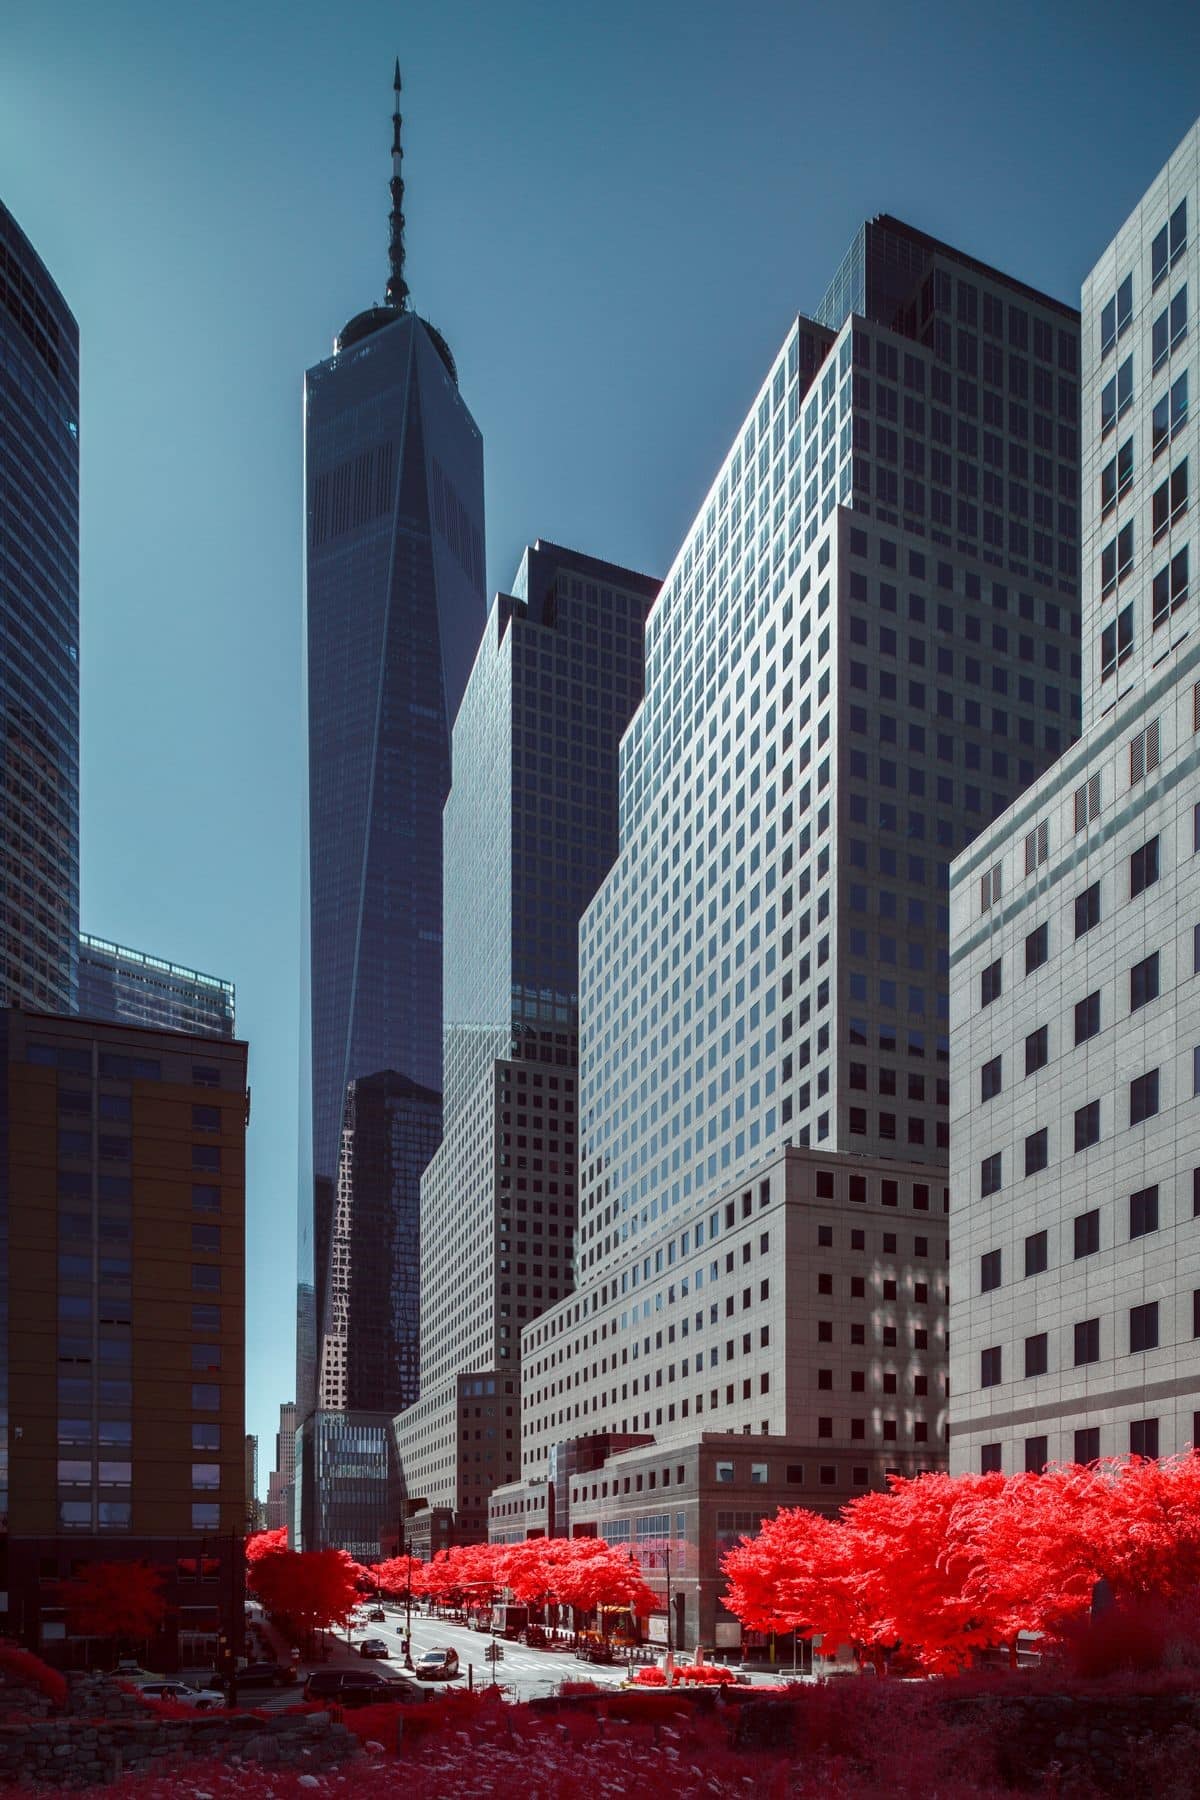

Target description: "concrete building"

left=0, top=1009, right=248, bottom=1669
left=265, top=1401, right=297, bottom=1532
left=395, top=542, right=657, bottom=1544
left=0, top=200, right=79, bottom=1013
left=949, top=120, right=1200, bottom=1475
left=491, top=215, right=1083, bottom=1650
left=78, top=935, right=235, bottom=1040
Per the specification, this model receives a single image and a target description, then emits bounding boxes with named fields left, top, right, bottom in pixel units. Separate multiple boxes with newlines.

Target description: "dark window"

left=980, top=1443, right=1002, bottom=1474
left=981, top=1345, right=1002, bottom=1387
left=1130, top=1418, right=1159, bottom=1458
left=980, top=959, right=1002, bottom=1006
left=1075, top=883, right=1101, bottom=938
left=981, top=1152, right=1002, bottom=1196
left=1025, top=923, right=1049, bottom=974
left=1074, top=990, right=1101, bottom=1044
left=1024, top=1230, right=1047, bottom=1277
left=1074, top=1318, right=1100, bottom=1365
left=1131, top=837, right=1160, bottom=897
left=1130, top=1302, right=1159, bottom=1353
left=1074, top=1427, right=1100, bottom=1463
left=981, top=1056, right=1002, bottom=1102
left=1024, top=1436, right=1048, bottom=1474
left=1074, top=1208, right=1100, bottom=1258
left=1130, top=1184, right=1159, bottom=1239
left=1024, top=1332, right=1048, bottom=1378
left=1130, top=952, right=1159, bottom=1011
left=980, top=1248, right=1001, bottom=1293
left=1074, top=1100, right=1100, bottom=1152
left=1130, top=1070, right=1160, bottom=1125
left=1024, top=1128, right=1048, bottom=1176
left=1025, top=1026, right=1049, bottom=1076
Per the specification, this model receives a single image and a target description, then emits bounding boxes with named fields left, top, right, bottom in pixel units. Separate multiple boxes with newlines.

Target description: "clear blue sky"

left=3, top=0, right=1197, bottom=1488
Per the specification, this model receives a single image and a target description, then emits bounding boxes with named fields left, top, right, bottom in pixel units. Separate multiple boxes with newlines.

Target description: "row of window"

left=980, top=1063, right=1177, bottom=1194
left=980, top=1294, right=1190, bottom=1388
left=1097, top=199, right=1187, bottom=359
left=978, top=1174, right=1197, bottom=1293
left=979, top=1416, right=1167, bottom=1474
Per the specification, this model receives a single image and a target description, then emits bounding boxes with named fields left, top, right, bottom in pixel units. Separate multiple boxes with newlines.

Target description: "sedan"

left=366, top=1608, right=387, bottom=1623
left=358, top=1638, right=390, bottom=1659
left=137, top=1681, right=221, bottom=1711
left=414, top=1648, right=460, bottom=1681
left=228, top=1662, right=296, bottom=1689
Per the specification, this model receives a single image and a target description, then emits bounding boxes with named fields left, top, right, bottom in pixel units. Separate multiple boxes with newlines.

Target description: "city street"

left=341, top=1606, right=634, bottom=1702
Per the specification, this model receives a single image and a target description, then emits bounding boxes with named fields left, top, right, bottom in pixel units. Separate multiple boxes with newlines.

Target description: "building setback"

left=0, top=1010, right=248, bottom=1670
left=297, top=64, right=486, bottom=1544
left=0, top=200, right=79, bottom=1013
left=949, top=119, right=1200, bottom=1476
left=78, top=934, right=235, bottom=1040
left=492, top=215, right=1083, bottom=1651
left=395, top=542, right=657, bottom=1550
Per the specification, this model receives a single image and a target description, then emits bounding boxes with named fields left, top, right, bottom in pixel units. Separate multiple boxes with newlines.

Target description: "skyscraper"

left=78, top=933, right=235, bottom=1039
left=395, top=542, right=657, bottom=1548
left=0, top=201, right=79, bottom=1013
left=492, top=217, right=1082, bottom=1648
left=298, top=63, right=485, bottom=1541
left=948, top=119, right=1200, bottom=1476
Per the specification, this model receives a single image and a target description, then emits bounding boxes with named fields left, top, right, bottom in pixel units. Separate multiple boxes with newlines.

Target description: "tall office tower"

left=948, top=120, right=1200, bottom=1477
left=244, top=1435, right=260, bottom=1530
left=0, top=202, right=79, bottom=1013
left=78, top=934, right=235, bottom=1039
left=394, top=542, right=657, bottom=1549
left=265, top=1400, right=297, bottom=1531
left=491, top=217, right=1082, bottom=1651
left=0, top=1010, right=248, bottom=1669
left=297, top=65, right=486, bottom=1535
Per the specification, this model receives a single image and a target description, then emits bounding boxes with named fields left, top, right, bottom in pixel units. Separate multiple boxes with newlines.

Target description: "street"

left=341, top=1606, right=634, bottom=1702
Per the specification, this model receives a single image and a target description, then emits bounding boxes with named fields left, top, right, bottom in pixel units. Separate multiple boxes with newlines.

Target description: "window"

left=1129, top=1184, right=1159, bottom=1239
left=1024, top=820, right=1049, bottom=874
left=191, top=1264, right=221, bottom=1292
left=1025, top=922, right=1049, bottom=973
left=1025, top=1026, right=1048, bottom=1076
left=1024, top=1437, right=1048, bottom=1474
left=1152, top=200, right=1187, bottom=287
left=981, top=1152, right=1002, bottom=1197
left=980, top=1444, right=1002, bottom=1474
left=1075, top=883, right=1101, bottom=938
left=1152, top=545, right=1189, bottom=627
left=191, top=1384, right=220, bottom=1410
left=191, top=1105, right=220, bottom=1132
left=981, top=1345, right=1002, bottom=1387
left=1100, top=523, right=1134, bottom=594
left=1130, top=1302, right=1159, bottom=1353
left=1025, top=1230, right=1047, bottom=1277
left=980, top=959, right=1002, bottom=1006
left=1073, top=776, right=1100, bottom=832
left=980, top=1248, right=1001, bottom=1293
left=1074, top=1318, right=1100, bottom=1365
left=1130, top=952, right=1159, bottom=1011
left=980, top=862, right=1002, bottom=912
left=191, top=1463, right=220, bottom=1491
left=1130, top=1418, right=1160, bottom=1458
left=715, top=1461, right=734, bottom=1483
left=1024, top=1333, right=1048, bottom=1378
left=1074, top=1209, right=1100, bottom=1258
left=1130, top=720, right=1160, bottom=784
left=191, top=1503, right=220, bottom=1530
left=1074, top=1427, right=1100, bottom=1463
left=1024, top=1128, right=1048, bottom=1176
left=1130, top=837, right=1159, bottom=897
left=1130, top=1069, right=1159, bottom=1125
left=981, top=1056, right=1002, bottom=1102
left=1074, top=1100, right=1100, bottom=1151
left=1100, top=605, right=1133, bottom=680
left=1152, top=370, right=1189, bottom=456
left=192, top=1424, right=220, bottom=1450
left=1074, top=990, right=1100, bottom=1044
left=1152, top=459, right=1188, bottom=539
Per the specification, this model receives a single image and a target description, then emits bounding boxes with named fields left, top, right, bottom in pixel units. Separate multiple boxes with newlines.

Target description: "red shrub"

left=630, top=1665, right=666, bottom=1686
left=0, top=1642, right=67, bottom=1709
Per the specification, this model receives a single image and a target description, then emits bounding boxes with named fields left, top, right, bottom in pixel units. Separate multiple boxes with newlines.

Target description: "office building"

left=245, top=1435, right=261, bottom=1531
left=265, top=1400, right=297, bottom=1532
left=0, top=1009, right=248, bottom=1669
left=297, top=64, right=486, bottom=1536
left=491, top=216, right=1083, bottom=1648
left=949, top=120, right=1200, bottom=1475
left=395, top=542, right=657, bottom=1546
left=0, top=201, right=79, bottom=1013
left=78, top=934, right=235, bottom=1039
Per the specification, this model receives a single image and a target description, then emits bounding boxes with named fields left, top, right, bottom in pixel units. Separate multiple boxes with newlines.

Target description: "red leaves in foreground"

left=63, top=1561, right=167, bottom=1647
left=721, top=1456, right=1200, bottom=1673
left=0, top=1642, right=68, bottom=1708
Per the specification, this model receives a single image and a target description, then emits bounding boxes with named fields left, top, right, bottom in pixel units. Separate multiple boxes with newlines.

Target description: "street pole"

left=665, top=1546, right=672, bottom=1656
left=402, top=1533, right=413, bottom=1670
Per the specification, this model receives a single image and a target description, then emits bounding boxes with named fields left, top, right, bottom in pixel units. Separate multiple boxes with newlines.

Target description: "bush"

left=0, top=1643, right=68, bottom=1709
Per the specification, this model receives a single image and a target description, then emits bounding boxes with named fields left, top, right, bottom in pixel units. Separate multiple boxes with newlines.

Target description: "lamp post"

left=401, top=1533, right=414, bottom=1670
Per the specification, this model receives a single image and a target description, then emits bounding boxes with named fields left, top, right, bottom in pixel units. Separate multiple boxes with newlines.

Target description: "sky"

left=3, top=0, right=1199, bottom=1488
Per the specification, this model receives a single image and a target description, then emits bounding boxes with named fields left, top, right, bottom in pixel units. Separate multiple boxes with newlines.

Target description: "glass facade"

left=0, top=201, right=79, bottom=1012
left=78, top=934, right=235, bottom=1039
left=296, top=1409, right=397, bottom=1563
left=298, top=305, right=486, bottom=1424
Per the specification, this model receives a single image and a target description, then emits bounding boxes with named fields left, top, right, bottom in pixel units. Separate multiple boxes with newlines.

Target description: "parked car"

left=367, top=1607, right=387, bottom=1622
left=137, top=1681, right=221, bottom=1711
left=303, top=1669, right=431, bottom=1707
left=520, top=1625, right=549, bottom=1648
left=575, top=1641, right=614, bottom=1664
left=226, top=1662, right=295, bottom=1689
left=414, top=1647, right=460, bottom=1681
left=358, top=1638, right=390, bottom=1659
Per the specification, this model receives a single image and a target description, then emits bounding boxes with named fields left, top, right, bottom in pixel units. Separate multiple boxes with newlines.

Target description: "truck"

left=490, top=1604, right=529, bottom=1640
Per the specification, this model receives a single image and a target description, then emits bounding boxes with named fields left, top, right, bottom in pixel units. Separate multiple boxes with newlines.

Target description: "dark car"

left=358, top=1638, right=390, bottom=1659
left=229, top=1662, right=296, bottom=1689
left=520, top=1625, right=549, bottom=1648
left=367, top=1607, right=386, bottom=1623
left=303, top=1669, right=431, bottom=1708
left=575, top=1641, right=614, bottom=1664
left=414, top=1647, right=460, bottom=1681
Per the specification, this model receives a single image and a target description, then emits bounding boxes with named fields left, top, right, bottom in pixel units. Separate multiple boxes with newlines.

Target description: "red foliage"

left=0, top=1642, right=68, bottom=1708
left=244, top=1527, right=288, bottom=1566
left=248, top=1545, right=359, bottom=1636
left=63, top=1561, right=166, bottom=1647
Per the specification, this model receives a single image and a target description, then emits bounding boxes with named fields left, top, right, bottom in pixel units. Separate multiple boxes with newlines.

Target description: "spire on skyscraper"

left=386, top=57, right=410, bottom=313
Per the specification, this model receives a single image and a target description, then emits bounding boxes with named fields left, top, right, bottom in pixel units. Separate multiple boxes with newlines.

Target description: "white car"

left=137, top=1681, right=222, bottom=1711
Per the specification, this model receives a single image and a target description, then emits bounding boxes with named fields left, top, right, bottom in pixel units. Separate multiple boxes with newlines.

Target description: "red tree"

left=64, top=1562, right=167, bottom=1655
left=245, top=1527, right=289, bottom=1567
left=248, top=1546, right=359, bottom=1639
